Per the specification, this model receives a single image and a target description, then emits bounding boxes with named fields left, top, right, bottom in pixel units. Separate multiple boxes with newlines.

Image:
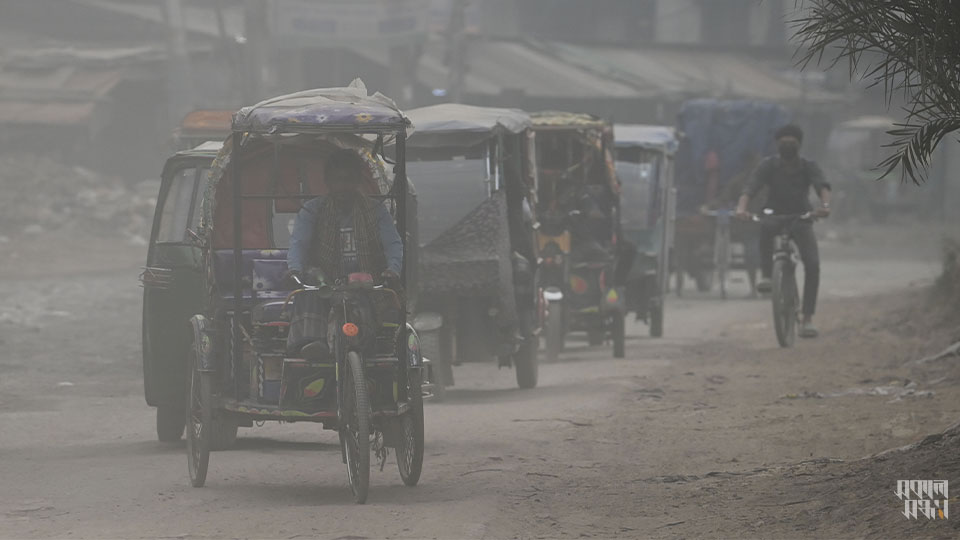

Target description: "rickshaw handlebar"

left=748, top=211, right=813, bottom=222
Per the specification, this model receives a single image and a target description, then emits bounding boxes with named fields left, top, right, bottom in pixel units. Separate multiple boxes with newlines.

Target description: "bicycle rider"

left=735, top=125, right=831, bottom=338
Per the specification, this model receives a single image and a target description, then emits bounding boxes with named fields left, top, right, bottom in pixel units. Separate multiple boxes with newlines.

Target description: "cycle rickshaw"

left=150, top=82, right=428, bottom=504
left=613, top=124, right=677, bottom=337
left=531, top=112, right=628, bottom=360
left=405, top=104, right=541, bottom=392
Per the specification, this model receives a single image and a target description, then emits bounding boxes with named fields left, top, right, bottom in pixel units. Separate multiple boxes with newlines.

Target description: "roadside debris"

left=912, top=340, right=960, bottom=364
left=782, top=380, right=935, bottom=402
left=0, top=154, right=156, bottom=241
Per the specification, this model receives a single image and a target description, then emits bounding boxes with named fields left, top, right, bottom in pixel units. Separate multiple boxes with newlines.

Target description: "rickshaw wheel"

left=157, top=406, right=185, bottom=442
left=649, top=300, right=664, bottom=338
left=396, top=376, right=424, bottom=486
left=612, top=312, right=626, bottom=359
left=185, top=346, right=211, bottom=488
left=545, top=303, right=564, bottom=362
left=514, top=336, right=539, bottom=389
left=343, top=351, right=370, bottom=504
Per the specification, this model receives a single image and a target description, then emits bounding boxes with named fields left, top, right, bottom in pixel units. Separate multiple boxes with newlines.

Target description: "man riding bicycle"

left=285, top=149, right=404, bottom=355
left=736, top=125, right=831, bottom=338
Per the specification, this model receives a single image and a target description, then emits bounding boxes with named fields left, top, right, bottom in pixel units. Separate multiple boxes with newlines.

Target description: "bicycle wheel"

left=716, top=226, right=730, bottom=300
left=185, top=344, right=211, bottom=488
left=396, top=373, right=424, bottom=486
left=771, top=259, right=797, bottom=348
left=343, top=351, right=370, bottom=504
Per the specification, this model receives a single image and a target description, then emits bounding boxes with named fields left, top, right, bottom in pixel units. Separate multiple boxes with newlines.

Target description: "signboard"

left=270, top=0, right=429, bottom=48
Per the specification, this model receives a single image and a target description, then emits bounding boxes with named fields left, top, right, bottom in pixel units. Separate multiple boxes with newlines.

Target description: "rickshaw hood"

left=233, top=79, right=409, bottom=134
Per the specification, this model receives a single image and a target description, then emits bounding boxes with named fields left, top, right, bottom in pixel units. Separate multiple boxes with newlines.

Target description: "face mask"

left=778, top=140, right=800, bottom=160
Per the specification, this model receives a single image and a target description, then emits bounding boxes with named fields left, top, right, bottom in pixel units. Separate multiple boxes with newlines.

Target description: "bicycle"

left=751, top=211, right=813, bottom=348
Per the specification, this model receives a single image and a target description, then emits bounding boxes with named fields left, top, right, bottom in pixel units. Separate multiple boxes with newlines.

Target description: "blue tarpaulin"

left=674, top=99, right=791, bottom=215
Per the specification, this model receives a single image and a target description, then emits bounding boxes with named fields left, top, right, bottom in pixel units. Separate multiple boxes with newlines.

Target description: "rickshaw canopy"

left=405, top=104, right=531, bottom=148
left=232, top=79, right=409, bottom=134
left=531, top=111, right=607, bottom=130
left=614, top=124, right=678, bottom=156
left=202, top=81, right=406, bottom=249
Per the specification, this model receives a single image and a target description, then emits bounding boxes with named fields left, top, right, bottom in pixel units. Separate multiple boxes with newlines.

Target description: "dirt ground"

left=1, top=220, right=958, bottom=539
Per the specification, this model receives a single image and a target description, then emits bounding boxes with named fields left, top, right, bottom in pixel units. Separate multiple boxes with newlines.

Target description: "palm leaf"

left=794, top=0, right=960, bottom=183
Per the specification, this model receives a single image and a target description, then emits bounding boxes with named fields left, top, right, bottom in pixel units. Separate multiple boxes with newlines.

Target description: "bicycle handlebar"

left=748, top=211, right=813, bottom=222
left=701, top=208, right=736, bottom=218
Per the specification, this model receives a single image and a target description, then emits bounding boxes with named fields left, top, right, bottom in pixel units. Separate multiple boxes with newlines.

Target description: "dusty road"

left=1, top=223, right=957, bottom=539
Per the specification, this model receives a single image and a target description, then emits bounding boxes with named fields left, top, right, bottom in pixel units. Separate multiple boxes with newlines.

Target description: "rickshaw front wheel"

left=612, top=312, right=626, bottom=359
left=185, top=346, right=212, bottom=488
left=649, top=299, right=664, bottom=338
left=343, top=351, right=370, bottom=504
left=396, top=375, right=424, bottom=486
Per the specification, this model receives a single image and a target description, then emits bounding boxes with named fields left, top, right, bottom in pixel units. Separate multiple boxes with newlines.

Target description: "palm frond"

left=794, top=0, right=960, bottom=183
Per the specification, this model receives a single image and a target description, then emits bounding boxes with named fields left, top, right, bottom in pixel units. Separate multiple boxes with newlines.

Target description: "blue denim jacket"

left=287, top=196, right=403, bottom=276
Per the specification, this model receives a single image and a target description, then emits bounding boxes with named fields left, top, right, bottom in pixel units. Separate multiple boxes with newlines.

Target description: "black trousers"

left=759, top=221, right=820, bottom=316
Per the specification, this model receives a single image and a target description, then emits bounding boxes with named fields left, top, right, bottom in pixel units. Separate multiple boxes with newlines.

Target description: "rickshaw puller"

left=285, top=149, right=403, bottom=356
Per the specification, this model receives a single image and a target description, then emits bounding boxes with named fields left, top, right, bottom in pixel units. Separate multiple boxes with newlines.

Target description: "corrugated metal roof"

left=354, top=39, right=639, bottom=99
left=536, top=41, right=844, bottom=104
left=0, top=64, right=125, bottom=126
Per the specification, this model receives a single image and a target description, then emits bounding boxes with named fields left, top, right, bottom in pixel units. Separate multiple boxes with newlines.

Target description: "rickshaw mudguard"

left=189, top=314, right=217, bottom=373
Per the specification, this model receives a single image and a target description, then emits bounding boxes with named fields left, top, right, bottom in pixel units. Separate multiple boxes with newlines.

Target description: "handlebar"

left=284, top=274, right=388, bottom=309
left=748, top=211, right=814, bottom=223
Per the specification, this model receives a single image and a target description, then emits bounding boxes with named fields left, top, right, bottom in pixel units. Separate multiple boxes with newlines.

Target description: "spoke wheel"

left=396, top=374, right=424, bottom=486
left=716, top=226, right=730, bottom=300
left=649, top=298, right=664, bottom=338
left=185, top=346, right=211, bottom=487
left=545, top=302, right=564, bottom=362
left=343, top=351, right=370, bottom=504
left=772, top=259, right=797, bottom=348
left=612, top=312, right=626, bottom=359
